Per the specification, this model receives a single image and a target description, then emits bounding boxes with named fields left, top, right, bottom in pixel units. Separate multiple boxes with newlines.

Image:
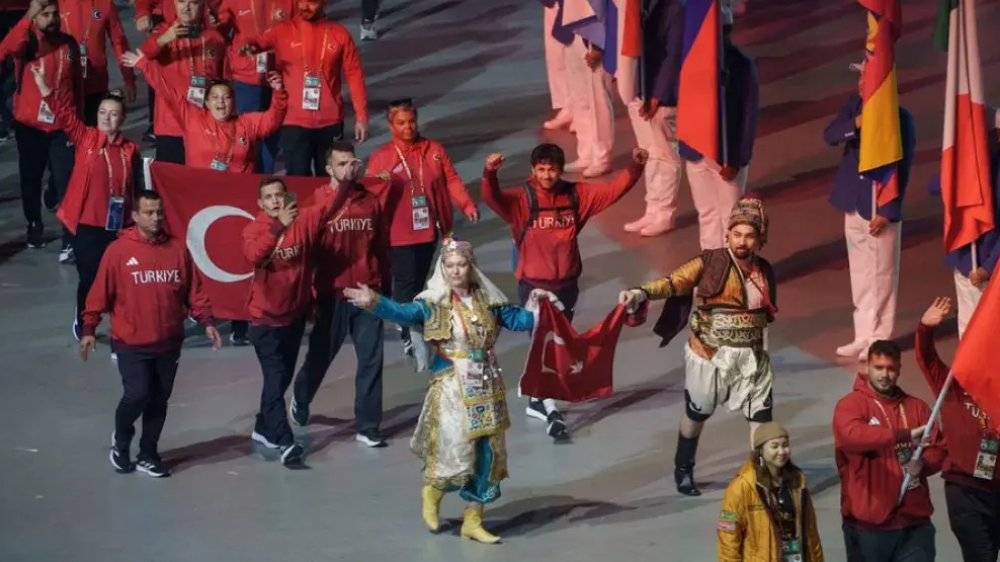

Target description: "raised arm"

left=0, top=14, right=33, bottom=59
left=106, top=2, right=137, bottom=95
left=33, top=65, right=87, bottom=145
left=578, top=155, right=646, bottom=219
left=480, top=154, right=523, bottom=225
left=240, top=73, right=288, bottom=140
left=370, top=295, right=430, bottom=327
left=133, top=55, right=188, bottom=122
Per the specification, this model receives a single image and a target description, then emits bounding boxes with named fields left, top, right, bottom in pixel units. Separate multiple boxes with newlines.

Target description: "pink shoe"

left=543, top=108, right=573, bottom=130
left=836, top=340, right=867, bottom=358
left=639, top=215, right=677, bottom=237
left=624, top=214, right=652, bottom=233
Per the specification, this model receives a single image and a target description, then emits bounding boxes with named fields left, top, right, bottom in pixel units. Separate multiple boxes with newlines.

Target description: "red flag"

left=952, top=276, right=1000, bottom=422
left=519, top=300, right=631, bottom=402
left=149, top=162, right=327, bottom=320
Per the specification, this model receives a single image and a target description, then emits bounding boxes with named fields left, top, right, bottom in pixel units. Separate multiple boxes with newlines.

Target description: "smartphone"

left=184, top=24, right=202, bottom=39
left=284, top=191, right=297, bottom=207
left=350, top=158, right=364, bottom=177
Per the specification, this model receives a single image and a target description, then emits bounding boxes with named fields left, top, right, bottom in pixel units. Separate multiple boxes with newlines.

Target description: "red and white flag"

left=952, top=272, right=1000, bottom=422
left=148, top=161, right=327, bottom=320
left=938, top=0, right=994, bottom=253
left=519, top=300, right=633, bottom=403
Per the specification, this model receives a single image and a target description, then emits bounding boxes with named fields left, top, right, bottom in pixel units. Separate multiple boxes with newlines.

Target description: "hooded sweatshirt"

left=833, top=374, right=945, bottom=530
left=83, top=226, right=214, bottom=351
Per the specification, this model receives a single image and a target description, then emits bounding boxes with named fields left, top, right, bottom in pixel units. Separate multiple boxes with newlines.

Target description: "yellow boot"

left=421, top=485, right=444, bottom=533
left=460, top=504, right=501, bottom=544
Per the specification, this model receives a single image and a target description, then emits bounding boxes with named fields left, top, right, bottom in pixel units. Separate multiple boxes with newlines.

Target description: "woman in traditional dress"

left=344, top=236, right=558, bottom=544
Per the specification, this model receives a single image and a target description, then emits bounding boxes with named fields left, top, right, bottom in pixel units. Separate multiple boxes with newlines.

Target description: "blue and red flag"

left=857, top=0, right=903, bottom=209
left=676, top=0, right=724, bottom=164
left=603, top=0, right=643, bottom=100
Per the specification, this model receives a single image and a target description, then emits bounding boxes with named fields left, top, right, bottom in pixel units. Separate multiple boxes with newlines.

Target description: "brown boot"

left=421, top=485, right=444, bottom=533
left=460, top=504, right=501, bottom=544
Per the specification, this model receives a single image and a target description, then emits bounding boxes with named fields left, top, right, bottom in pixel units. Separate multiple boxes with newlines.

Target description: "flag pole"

left=897, top=371, right=954, bottom=504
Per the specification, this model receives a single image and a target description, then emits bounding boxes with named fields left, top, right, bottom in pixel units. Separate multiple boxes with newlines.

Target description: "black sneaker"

left=280, top=443, right=304, bottom=466
left=290, top=398, right=309, bottom=427
left=251, top=429, right=280, bottom=449
left=546, top=411, right=571, bottom=442
left=136, top=457, right=170, bottom=478
left=143, top=127, right=156, bottom=142
left=109, top=432, right=132, bottom=473
left=229, top=333, right=250, bottom=347
left=526, top=398, right=550, bottom=422
left=675, top=466, right=702, bottom=496
left=356, top=429, right=387, bottom=448
left=25, top=222, right=45, bottom=249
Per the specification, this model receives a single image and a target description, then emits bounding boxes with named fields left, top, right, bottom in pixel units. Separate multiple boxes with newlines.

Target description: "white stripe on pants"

left=626, top=101, right=683, bottom=223
left=845, top=212, right=900, bottom=343
left=686, top=158, right=747, bottom=250
left=543, top=3, right=570, bottom=110
left=953, top=269, right=984, bottom=339
left=565, top=36, right=614, bottom=167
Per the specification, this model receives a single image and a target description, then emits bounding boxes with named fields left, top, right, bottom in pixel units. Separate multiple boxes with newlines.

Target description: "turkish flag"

left=519, top=300, right=634, bottom=402
left=952, top=276, right=1000, bottom=423
left=149, top=161, right=327, bottom=320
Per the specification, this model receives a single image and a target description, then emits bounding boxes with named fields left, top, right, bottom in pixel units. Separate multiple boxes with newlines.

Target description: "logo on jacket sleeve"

left=93, top=9, right=102, bottom=20
left=126, top=257, right=139, bottom=266
left=274, top=8, right=287, bottom=20
left=868, top=417, right=880, bottom=426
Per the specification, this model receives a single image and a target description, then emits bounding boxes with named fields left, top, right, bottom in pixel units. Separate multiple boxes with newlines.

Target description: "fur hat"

left=752, top=422, right=789, bottom=449
left=727, top=197, right=768, bottom=245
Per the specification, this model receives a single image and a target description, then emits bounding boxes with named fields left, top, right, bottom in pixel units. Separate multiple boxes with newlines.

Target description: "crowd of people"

left=0, top=0, right=998, bottom=559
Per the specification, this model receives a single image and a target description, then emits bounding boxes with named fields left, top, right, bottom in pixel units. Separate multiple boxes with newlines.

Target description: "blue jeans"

left=233, top=80, right=280, bottom=174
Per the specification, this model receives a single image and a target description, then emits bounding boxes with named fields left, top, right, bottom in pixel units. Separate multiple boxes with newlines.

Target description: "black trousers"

left=843, top=520, right=936, bottom=562
left=946, top=480, right=1000, bottom=562
left=293, top=296, right=384, bottom=432
left=14, top=123, right=74, bottom=240
left=250, top=321, right=305, bottom=447
left=74, top=225, right=118, bottom=326
left=114, top=347, right=181, bottom=460
left=0, top=10, right=25, bottom=130
left=82, top=92, right=105, bottom=127
left=147, top=85, right=155, bottom=126
left=279, top=123, right=344, bottom=177
left=390, top=241, right=437, bottom=339
left=361, top=0, right=380, bottom=21
left=517, top=279, right=580, bottom=322
left=155, top=134, right=185, bottom=164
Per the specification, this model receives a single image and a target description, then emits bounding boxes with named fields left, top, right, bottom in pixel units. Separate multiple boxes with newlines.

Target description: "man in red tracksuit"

left=58, top=0, right=137, bottom=123
left=0, top=0, right=83, bottom=252
left=238, top=0, right=369, bottom=176
left=139, top=0, right=227, bottom=164
left=916, top=297, right=1000, bottom=562
left=833, top=339, right=945, bottom=562
left=291, top=141, right=393, bottom=447
left=240, top=171, right=354, bottom=466
left=80, top=191, right=222, bottom=479
left=481, top=142, right=646, bottom=440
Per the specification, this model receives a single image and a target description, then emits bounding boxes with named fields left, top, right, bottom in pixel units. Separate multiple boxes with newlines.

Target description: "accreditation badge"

left=975, top=438, right=998, bottom=480
left=37, top=100, right=55, bottom=124
left=105, top=196, right=125, bottom=231
left=187, top=75, right=206, bottom=107
left=302, top=74, right=321, bottom=111
left=209, top=159, right=229, bottom=172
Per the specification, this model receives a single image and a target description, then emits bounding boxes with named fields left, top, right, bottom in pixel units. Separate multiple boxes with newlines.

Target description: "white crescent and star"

left=186, top=205, right=254, bottom=283
left=541, top=331, right=583, bottom=375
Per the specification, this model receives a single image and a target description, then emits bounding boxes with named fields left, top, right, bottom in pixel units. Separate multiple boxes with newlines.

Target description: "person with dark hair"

left=718, top=422, right=824, bottom=562
left=481, top=142, right=646, bottom=441
left=366, top=98, right=478, bottom=360
left=33, top=65, right=142, bottom=342
left=833, top=339, right=944, bottom=562
left=291, top=141, right=393, bottom=448
left=620, top=197, right=777, bottom=496
left=137, top=0, right=227, bottom=164
left=240, top=170, right=355, bottom=466
left=359, top=0, right=379, bottom=41
left=216, top=0, right=293, bottom=173
left=238, top=0, right=369, bottom=176
left=916, top=297, right=1000, bottom=562
left=58, top=0, right=137, bottom=125
left=80, top=190, right=222, bottom=478
left=0, top=0, right=83, bottom=252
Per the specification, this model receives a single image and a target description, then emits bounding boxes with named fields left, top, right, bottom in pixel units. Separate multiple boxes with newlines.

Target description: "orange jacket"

left=718, top=460, right=824, bottom=562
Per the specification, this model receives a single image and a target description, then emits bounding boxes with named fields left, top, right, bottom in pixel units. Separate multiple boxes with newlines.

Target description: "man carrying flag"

left=824, top=58, right=915, bottom=361
left=619, top=197, right=777, bottom=496
left=676, top=3, right=760, bottom=251
left=931, top=0, right=997, bottom=338
left=916, top=297, right=1000, bottom=562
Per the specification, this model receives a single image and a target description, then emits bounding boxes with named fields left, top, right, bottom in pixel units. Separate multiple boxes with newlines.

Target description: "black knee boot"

left=674, top=433, right=702, bottom=496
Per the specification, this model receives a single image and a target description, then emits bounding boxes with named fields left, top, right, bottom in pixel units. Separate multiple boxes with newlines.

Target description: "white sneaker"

left=360, top=22, right=378, bottom=41
left=59, top=244, right=74, bottom=264
left=836, top=340, right=868, bottom=358
left=564, top=160, right=591, bottom=173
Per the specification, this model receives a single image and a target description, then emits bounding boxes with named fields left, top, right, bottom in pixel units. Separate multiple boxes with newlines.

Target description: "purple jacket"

left=644, top=0, right=685, bottom=106
left=824, top=93, right=916, bottom=222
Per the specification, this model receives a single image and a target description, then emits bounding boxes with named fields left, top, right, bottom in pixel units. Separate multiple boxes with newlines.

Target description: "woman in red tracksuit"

left=32, top=65, right=141, bottom=342
left=366, top=98, right=478, bottom=358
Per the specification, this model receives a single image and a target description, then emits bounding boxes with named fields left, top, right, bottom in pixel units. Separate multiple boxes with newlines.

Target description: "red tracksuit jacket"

left=139, top=24, right=227, bottom=137
left=58, top=0, right=136, bottom=95
left=0, top=17, right=82, bottom=132
left=312, top=178, right=391, bottom=297
left=83, top=227, right=215, bottom=351
left=240, top=16, right=368, bottom=128
left=481, top=163, right=643, bottom=287
left=242, top=183, right=351, bottom=326
left=366, top=137, right=476, bottom=247
left=134, top=0, right=222, bottom=25
left=137, top=56, right=286, bottom=172
left=915, top=322, right=1000, bottom=491
left=833, top=374, right=945, bottom=530
left=47, top=91, right=139, bottom=234
left=216, top=0, right=294, bottom=86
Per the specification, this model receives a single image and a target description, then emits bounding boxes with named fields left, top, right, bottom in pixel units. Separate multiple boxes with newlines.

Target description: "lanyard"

left=250, top=0, right=273, bottom=35
left=187, top=37, right=207, bottom=77
left=69, top=1, right=93, bottom=44
left=872, top=399, right=909, bottom=432
left=101, top=142, right=128, bottom=197
left=212, top=119, right=237, bottom=164
left=393, top=143, right=425, bottom=198
left=298, top=21, right=328, bottom=76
